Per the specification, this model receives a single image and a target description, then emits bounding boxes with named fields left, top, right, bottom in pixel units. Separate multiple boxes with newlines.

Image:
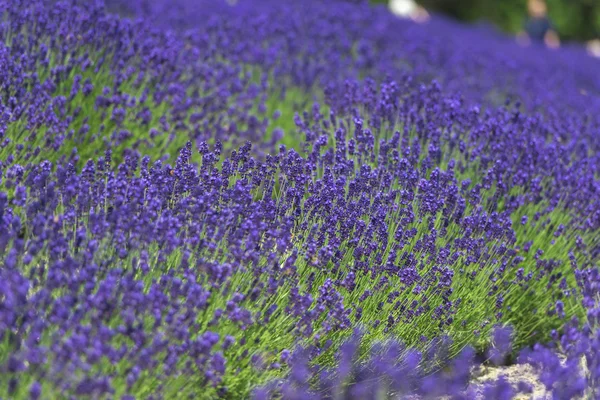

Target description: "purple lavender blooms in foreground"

left=1, top=0, right=600, bottom=399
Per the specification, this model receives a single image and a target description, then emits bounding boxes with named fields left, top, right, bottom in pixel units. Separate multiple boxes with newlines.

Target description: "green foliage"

left=371, top=0, right=600, bottom=41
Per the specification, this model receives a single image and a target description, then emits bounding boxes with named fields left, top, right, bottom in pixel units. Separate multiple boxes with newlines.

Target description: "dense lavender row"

left=105, top=0, right=600, bottom=119
left=1, top=0, right=600, bottom=399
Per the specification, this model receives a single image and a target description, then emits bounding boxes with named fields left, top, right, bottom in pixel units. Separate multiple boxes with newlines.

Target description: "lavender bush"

left=1, top=0, right=600, bottom=399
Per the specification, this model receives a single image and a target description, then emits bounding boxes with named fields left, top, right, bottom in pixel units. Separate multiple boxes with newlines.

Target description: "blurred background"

left=371, top=0, right=600, bottom=42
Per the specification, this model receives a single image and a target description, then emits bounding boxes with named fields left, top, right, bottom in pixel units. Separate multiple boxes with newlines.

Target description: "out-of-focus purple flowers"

left=1, top=0, right=600, bottom=398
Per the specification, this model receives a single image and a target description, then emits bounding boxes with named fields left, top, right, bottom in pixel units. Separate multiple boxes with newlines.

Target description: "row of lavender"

left=1, top=0, right=600, bottom=398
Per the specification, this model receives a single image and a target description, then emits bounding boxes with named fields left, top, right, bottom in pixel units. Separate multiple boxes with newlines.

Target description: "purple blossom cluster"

left=1, top=0, right=600, bottom=399
left=106, top=0, right=600, bottom=117
left=0, top=0, right=292, bottom=168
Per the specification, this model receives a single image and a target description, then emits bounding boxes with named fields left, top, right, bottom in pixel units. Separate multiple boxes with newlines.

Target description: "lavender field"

left=1, top=0, right=600, bottom=399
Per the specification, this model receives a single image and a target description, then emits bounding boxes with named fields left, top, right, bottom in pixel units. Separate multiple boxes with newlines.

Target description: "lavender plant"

left=1, top=0, right=600, bottom=399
